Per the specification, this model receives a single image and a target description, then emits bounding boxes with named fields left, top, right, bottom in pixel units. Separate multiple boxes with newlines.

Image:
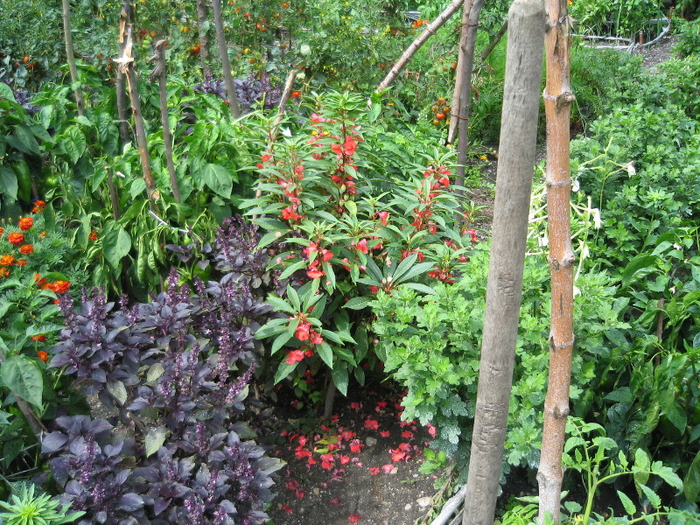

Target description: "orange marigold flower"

left=0, top=255, right=15, bottom=266
left=0, top=226, right=4, bottom=237
left=8, top=232, right=24, bottom=246
left=39, top=231, right=46, bottom=239
left=0, top=267, right=9, bottom=278
left=31, top=200, right=46, bottom=213
left=18, top=217, right=34, bottom=231
left=32, top=334, right=47, bottom=342
left=17, top=259, right=27, bottom=266
left=49, top=280, right=70, bottom=294
left=89, top=231, right=98, bottom=241
left=38, top=351, right=49, bottom=362
left=20, top=244, right=34, bottom=255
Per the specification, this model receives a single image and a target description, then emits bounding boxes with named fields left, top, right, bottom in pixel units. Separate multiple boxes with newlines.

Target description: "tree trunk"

left=61, top=0, right=85, bottom=116
left=149, top=40, right=181, bottom=203
left=211, top=0, right=241, bottom=118
left=116, top=0, right=133, bottom=145
left=452, top=0, right=485, bottom=187
left=461, top=1, right=545, bottom=523
left=374, top=0, right=464, bottom=94
left=196, top=0, right=213, bottom=81
left=537, top=0, right=575, bottom=522
left=118, top=24, right=158, bottom=209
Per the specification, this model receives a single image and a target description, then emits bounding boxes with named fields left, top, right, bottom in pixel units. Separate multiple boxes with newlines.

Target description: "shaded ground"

left=259, top=381, right=444, bottom=525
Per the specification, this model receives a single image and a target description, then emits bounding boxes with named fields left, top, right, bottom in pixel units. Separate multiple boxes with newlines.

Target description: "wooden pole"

left=461, top=1, right=545, bottom=523
left=196, top=0, right=213, bottom=81
left=211, top=0, right=241, bottom=118
left=375, top=0, right=464, bottom=94
left=61, top=0, right=86, bottom=116
left=117, top=24, right=158, bottom=209
left=447, top=0, right=474, bottom=145
left=537, top=0, right=576, bottom=522
left=149, top=39, right=181, bottom=203
left=116, top=1, right=133, bottom=145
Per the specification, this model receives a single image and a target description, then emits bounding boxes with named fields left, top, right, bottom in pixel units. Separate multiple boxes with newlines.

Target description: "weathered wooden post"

left=461, top=0, right=545, bottom=522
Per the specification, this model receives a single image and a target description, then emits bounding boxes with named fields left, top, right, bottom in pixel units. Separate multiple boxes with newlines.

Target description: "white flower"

left=626, top=161, right=636, bottom=177
left=592, top=208, right=602, bottom=229
left=572, top=178, right=580, bottom=192
left=281, top=127, right=292, bottom=138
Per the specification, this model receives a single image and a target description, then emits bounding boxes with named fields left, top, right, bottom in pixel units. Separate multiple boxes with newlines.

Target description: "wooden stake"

left=537, top=0, right=576, bottom=522
left=61, top=0, right=85, bottom=116
left=211, top=0, right=241, bottom=118
left=196, top=0, right=213, bottom=81
left=149, top=39, right=181, bottom=203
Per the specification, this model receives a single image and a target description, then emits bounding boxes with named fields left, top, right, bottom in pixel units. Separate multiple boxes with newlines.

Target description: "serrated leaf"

left=617, top=490, right=636, bottom=515
left=639, top=484, right=661, bottom=509
left=145, top=427, right=169, bottom=458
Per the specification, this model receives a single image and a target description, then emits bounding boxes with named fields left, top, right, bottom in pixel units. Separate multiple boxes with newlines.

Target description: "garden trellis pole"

left=211, top=0, right=241, bottom=118
left=196, top=0, right=213, bottom=81
left=537, top=0, right=576, bottom=522
left=116, top=0, right=134, bottom=145
left=149, top=39, right=181, bottom=203
left=374, top=0, right=464, bottom=95
left=61, top=0, right=85, bottom=116
left=461, top=0, right=545, bottom=523
left=451, top=0, right=484, bottom=187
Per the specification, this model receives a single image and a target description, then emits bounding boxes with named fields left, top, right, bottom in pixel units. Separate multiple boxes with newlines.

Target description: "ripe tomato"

left=23, top=55, right=29, bottom=63
left=436, top=112, right=445, bottom=120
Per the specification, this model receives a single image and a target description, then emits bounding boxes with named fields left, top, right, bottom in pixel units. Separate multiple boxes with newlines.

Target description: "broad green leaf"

left=274, top=361, right=298, bottom=385
left=4, top=439, right=23, bottom=468
left=279, top=259, right=307, bottom=280
left=633, top=448, right=651, bottom=489
left=344, top=296, right=375, bottom=310
left=402, top=282, right=438, bottom=295
left=683, top=451, right=700, bottom=502
left=255, top=318, right=290, bottom=339
left=287, top=285, right=301, bottom=312
left=332, top=365, right=349, bottom=396
left=203, top=163, right=233, bottom=199
left=0, top=83, right=16, bottom=103
left=8, top=124, right=41, bottom=155
left=0, top=166, right=18, bottom=200
left=103, top=228, right=132, bottom=269
left=145, top=427, right=169, bottom=458
left=621, top=255, right=658, bottom=289
left=271, top=323, right=297, bottom=354
left=317, top=342, right=333, bottom=369
left=616, top=490, right=636, bottom=516
left=267, top=295, right=297, bottom=315
left=0, top=356, right=43, bottom=408
left=147, top=363, right=165, bottom=383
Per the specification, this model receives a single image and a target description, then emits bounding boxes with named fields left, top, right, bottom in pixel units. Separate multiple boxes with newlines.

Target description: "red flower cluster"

left=410, top=166, right=451, bottom=234
left=285, top=346, right=314, bottom=365
left=303, top=242, right=333, bottom=280
left=31, top=200, right=46, bottom=213
left=263, top=151, right=305, bottom=223
left=18, top=217, right=34, bottom=231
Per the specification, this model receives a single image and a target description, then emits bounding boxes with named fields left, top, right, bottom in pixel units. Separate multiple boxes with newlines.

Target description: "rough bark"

left=107, top=169, right=121, bottom=220
left=149, top=39, right=181, bottom=203
left=211, top=0, right=241, bottom=118
left=375, top=0, right=464, bottom=94
left=453, top=0, right=485, bottom=187
left=461, top=1, right=545, bottom=523
left=196, top=0, right=213, bottom=81
left=447, top=0, right=473, bottom=146
left=537, top=0, right=575, bottom=523
left=61, top=0, right=85, bottom=116
left=117, top=24, right=158, bottom=209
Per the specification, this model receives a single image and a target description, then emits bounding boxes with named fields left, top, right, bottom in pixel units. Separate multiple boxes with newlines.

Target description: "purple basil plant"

left=43, top=217, right=282, bottom=525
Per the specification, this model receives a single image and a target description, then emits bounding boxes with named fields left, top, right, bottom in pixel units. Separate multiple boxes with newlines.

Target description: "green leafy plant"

left=562, top=417, right=688, bottom=525
left=0, top=482, right=84, bottom=525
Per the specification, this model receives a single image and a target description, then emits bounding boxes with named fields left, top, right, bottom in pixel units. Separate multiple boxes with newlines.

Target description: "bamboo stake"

left=61, top=0, right=85, bottom=116
left=537, top=0, right=576, bottom=522
left=149, top=39, right=181, bottom=203
left=375, top=0, right=464, bottom=94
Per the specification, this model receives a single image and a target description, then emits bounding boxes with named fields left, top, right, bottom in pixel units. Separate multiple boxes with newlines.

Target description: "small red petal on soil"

left=391, top=451, right=406, bottom=462
left=350, top=402, right=362, bottom=411
left=340, top=455, right=350, bottom=465
left=398, top=442, right=411, bottom=452
left=295, top=490, right=305, bottom=499
left=282, top=505, right=293, bottom=514
left=402, top=430, right=414, bottom=439
left=379, top=430, right=390, bottom=438
left=330, top=497, right=344, bottom=508
left=369, top=467, right=380, bottom=475
left=349, top=514, right=362, bottom=523
left=382, top=464, right=395, bottom=473
left=364, top=419, right=379, bottom=430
